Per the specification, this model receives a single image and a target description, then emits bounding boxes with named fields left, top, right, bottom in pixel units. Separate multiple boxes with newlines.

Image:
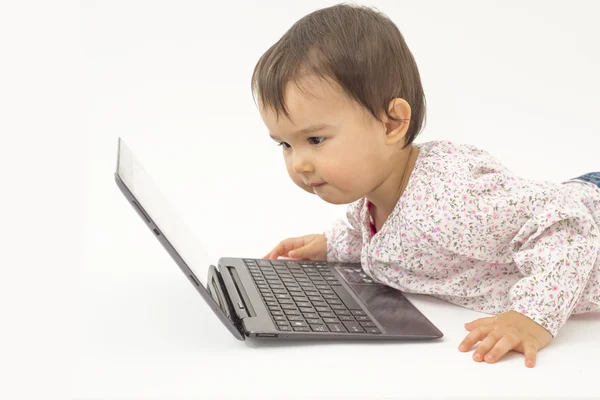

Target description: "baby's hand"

left=458, top=310, right=553, bottom=368
left=264, top=234, right=327, bottom=261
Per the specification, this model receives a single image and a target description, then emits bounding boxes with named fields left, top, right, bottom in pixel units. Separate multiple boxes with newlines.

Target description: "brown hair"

left=251, top=3, right=426, bottom=148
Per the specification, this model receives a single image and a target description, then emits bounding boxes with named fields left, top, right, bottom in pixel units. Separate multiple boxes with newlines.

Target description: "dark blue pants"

left=573, top=172, right=600, bottom=189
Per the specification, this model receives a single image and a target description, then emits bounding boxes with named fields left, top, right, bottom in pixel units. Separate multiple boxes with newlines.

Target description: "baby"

left=252, top=4, right=600, bottom=367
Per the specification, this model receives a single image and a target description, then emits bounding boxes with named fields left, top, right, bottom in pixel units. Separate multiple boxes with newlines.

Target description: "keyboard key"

left=306, top=318, right=323, bottom=324
left=278, top=326, right=292, bottom=331
left=299, top=307, right=316, bottom=313
left=278, top=299, right=294, bottom=304
left=308, top=296, right=323, bottom=301
left=273, top=289, right=287, bottom=294
left=273, top=316, right=286, bottom=321
left=275, top=294, right=291, bottom=299
left=271, top=260, right=286, bottom=266
left=296, top=302, right=311, bottom=307
left=290, top=321, right=308, bottom=328
left=356, top=316, right=371, bottom=321
left=360, top=322, right=376, bottom=327
left=266, top=301, right=278, bottom=306
left=320, top=289, right=334, bottom=295
left=315, top=285, right=330, bottom=290
left=332, top=286, right=363, bottom=310
left=293, top=326, right=311, bottom=332
left=365, top=327, right=381, bottom=334
left=290, top=321, right=308, bottom=327
left=276, top=321, right=290, bottom=326
left=315, top=307, right=331, bottom=312
left=271, top=311, right=283, bottom=316
left=299, top=284, right=315, bottom=289
left=339, top=316, right=355, bottom=321
left=327, top=323, right=346, bottom=333
left=284, top=310, right=300, bottom=315
left=319, top=312, right=335, bottom=318
left=303, top=313, right=319, bottom=319
left=323, top=317, right=339, bottom=323
left=323, top=294, right=337, bottom=299
left=330, top=305, right=346, bottom=310
left=343, top=321, right=365, bottom=333
left=268, top=306, right=281, bottom=311
left=257, top=260, right=272, bottom=267
left=288, top=316, right=304, bottom=321
left=351, top=310, right=366, bottom=316
left=327, top=300, right=343, bottom=305
left=334, top=310, right=350, bottom=316
left=281, top=304, right=298, bottom=310
left=311, top=325, right=329, bottom=332
left=312, top=301, right=328, bottom=307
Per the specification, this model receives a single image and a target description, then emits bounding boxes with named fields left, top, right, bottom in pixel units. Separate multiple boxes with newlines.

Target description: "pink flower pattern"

left=324, top=140, right=600, bottom=337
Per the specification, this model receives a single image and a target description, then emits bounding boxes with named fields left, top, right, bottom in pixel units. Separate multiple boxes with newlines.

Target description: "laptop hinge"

left=225, top=266, right=257, bottom=318
left=207, top=265, right=239, bottom=323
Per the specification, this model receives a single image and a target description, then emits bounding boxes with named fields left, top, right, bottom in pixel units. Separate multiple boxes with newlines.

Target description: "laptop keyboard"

left=244, top=259, right=381, bottom=334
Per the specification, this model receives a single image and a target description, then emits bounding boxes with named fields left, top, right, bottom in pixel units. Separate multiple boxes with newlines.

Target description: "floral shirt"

left=324, top=140, right=600, bottom=337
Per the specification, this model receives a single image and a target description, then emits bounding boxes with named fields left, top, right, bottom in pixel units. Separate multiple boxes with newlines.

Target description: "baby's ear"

left=383, top=98, right=411, bottom=145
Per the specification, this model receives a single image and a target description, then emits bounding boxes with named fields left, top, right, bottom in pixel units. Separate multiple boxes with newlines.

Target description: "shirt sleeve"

left=507, top=193, right=600, bottom=337
left=323, top=200, right=364, bottom=263
left=421, top=141, right=600, bottom=337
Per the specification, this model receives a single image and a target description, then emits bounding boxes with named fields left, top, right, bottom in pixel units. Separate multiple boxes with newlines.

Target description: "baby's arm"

left=324, top=200, right=364, bottom=263
left=508, top=203, right=600, bottom=337
left=459, top=199, right=599, bottom=367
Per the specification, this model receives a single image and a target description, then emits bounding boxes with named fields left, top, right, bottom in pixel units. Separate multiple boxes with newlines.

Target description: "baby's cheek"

left=322, top=159, right=359, bottom=187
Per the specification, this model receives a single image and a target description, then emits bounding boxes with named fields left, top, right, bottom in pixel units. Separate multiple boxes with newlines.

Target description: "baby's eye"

left=308, top=137, right=325, bottom=145
left=277, top=141, right=291, bottom=149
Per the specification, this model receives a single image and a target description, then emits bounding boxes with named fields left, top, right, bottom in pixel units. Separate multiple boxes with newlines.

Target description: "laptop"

left=115, top=137, right=443, bottom=340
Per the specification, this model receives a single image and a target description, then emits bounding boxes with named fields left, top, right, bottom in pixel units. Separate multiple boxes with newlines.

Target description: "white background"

left=2, top=0, right=600, bottom=399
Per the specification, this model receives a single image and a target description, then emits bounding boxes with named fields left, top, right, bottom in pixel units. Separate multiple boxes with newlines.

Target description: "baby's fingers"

left=458, top=324, right=494, bottom=352
left=483, top=334, right=521, bottom=363
left=523, top=343, right=537, bottom=368
left=264, top=238, right=303, bottom=259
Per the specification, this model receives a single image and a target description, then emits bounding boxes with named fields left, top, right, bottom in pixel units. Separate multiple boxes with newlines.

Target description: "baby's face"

left=259, top=76, right=396, bottom=205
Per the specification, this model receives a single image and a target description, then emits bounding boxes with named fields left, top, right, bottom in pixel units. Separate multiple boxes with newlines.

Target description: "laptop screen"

left=116, top=138, right=212, bottom=286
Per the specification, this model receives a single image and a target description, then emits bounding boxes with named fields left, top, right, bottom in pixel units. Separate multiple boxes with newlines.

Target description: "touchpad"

left=350, top=284, right=434, bottom=336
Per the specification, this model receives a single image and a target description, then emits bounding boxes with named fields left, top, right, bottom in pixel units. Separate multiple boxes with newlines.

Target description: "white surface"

left=76, top=0, right=600, bottom=397
left=3, top=0, right=600, bottom=399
